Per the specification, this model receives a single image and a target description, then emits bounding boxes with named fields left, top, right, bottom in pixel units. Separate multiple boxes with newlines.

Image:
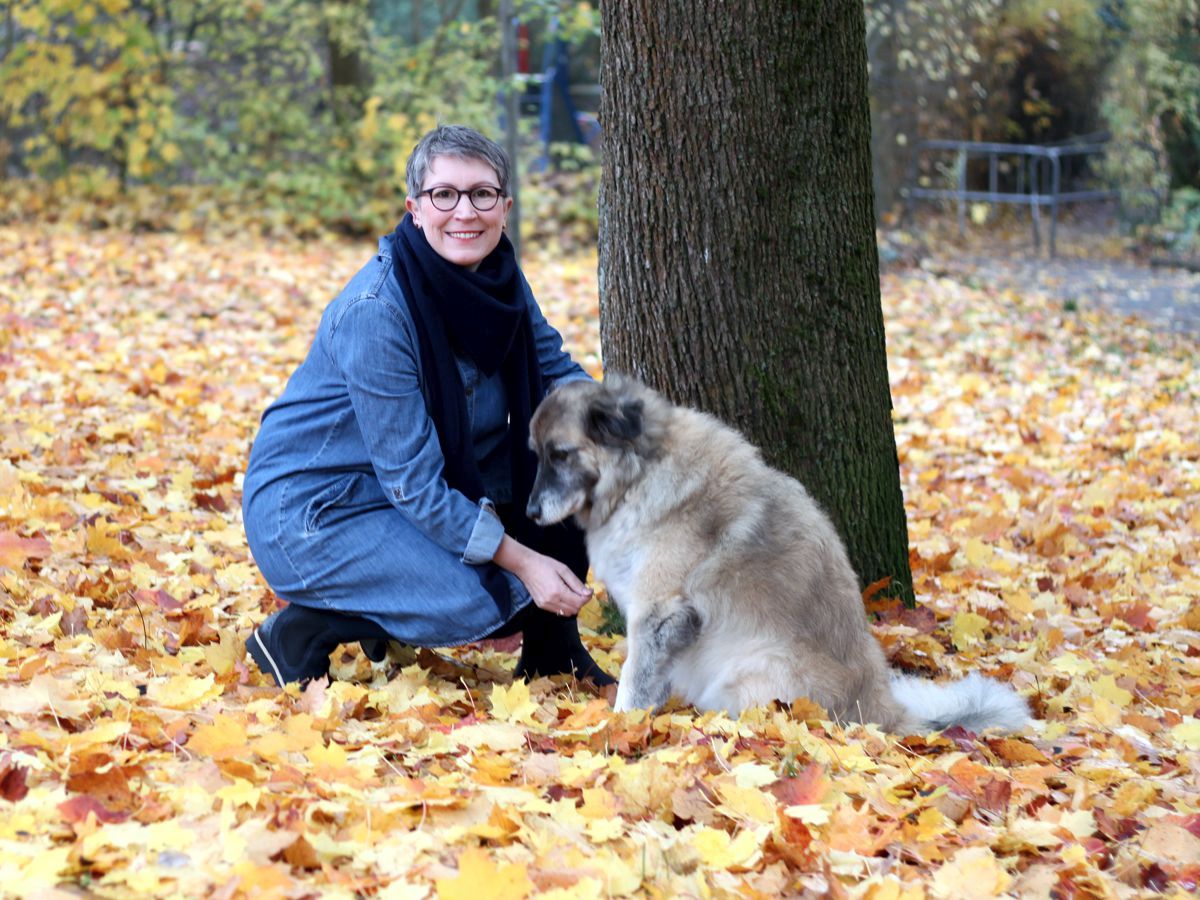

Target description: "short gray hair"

left=405, top=125, right=511, bottom=198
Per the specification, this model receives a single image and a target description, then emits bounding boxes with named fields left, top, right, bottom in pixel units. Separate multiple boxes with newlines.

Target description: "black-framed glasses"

left=419, top=185, right=504, bottom=212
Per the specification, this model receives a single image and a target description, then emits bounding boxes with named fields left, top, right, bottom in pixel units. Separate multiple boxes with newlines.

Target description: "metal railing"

left=902, top=138, right=1117, bottom=257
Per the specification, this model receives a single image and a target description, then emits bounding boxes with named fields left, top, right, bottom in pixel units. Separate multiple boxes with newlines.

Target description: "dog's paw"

left=613, top=682, right=633, bottom=712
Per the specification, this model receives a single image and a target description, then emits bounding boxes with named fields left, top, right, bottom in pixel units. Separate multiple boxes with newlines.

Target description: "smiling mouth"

left=447, top=231, right=483, bottom=240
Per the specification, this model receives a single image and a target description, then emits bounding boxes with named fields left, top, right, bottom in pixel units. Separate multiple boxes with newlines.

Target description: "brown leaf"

left=193, top=490, right=228, bottom=512
left=1114, top=601, right=1156, bottom=632
left=60, top=605, right=91, bottom=636
left=278, top=834, right=322, bottom=871
left=66, top=763, right=140, bottom=812
left=988, top=737, right=1050, bottom=765
left=0, top=759, right=29, bottom=802
left=135, top=588, right=183, bottom=611
left=979, top=778, right=1013, bottom=816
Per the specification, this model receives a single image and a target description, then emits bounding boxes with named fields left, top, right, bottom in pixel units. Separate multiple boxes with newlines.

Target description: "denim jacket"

left=242, top=235, right=589, bottom=568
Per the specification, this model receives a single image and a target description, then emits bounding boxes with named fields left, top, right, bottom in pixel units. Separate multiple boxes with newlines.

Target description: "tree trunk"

left=326, top=0, right=371, bottom=128
left=599, top=0, right=913, bottom=603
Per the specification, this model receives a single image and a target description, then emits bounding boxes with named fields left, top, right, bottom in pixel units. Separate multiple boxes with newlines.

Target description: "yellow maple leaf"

left=1080, top=477, right=1117, bottom=511
left=189, top=713, right=248, bottom=759
left=231, top=860, right=294, bottom=898
left=489, top=680, right=539, bottom=725
left=578, top=787, right=619, bottom=819
left=217, top=778, right=262, bottom=809
left=731, top=762, right=778, bottom=788
left=436, top=847, right=533, bottom=900
left=1003, top=588, right=1034, bottom=617
left=1092, top=674, right=1133, bottom=708
left=914, top=806, right=949, bottom=841
left=1050, top=652, right=1095, bottom=676
left=862, top=879, right=925, bottom=900
left=931, top=845, right=1012, bottom=899
left=63, top=719, right=131, bottom=751
left=716, top=784, right=777, bottom=825
left=85, top=518, right=132, bottom=561
left=202, top=629, right=242, bottom=678
left=1089, top=695, right=1122, bottom=728
left=471, top=752, right=516, bottom=785
left=688, top=825, right=765, bottom=869
left=1169, top=720, right=1200, bottom=750
left=145, top=673, right=220, bottom=710
left=1054, top=809, right=1097, bottom=840
left=963, top=537, right=993, bottom=568
left=951, top=612, right=989, bottom=650
left=303, top=739, right=345, bottom=767
left=1110, top=779, right=1157, bottom=816
left=244, top=712, right=324, bottom=761
left=11, top=848, right=71, bottom=894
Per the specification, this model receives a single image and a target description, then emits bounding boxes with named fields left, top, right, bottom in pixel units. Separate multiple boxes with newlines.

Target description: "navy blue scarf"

left=389, top=214, right=586, bottom=616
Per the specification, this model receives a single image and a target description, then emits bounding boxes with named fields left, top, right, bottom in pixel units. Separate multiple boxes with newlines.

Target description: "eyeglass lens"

left=427, top=187, right=501, bottom=211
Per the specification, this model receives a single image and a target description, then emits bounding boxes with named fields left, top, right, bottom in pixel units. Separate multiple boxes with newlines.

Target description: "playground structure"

left=498, top=6, right=600, bottom=257
left=903, top=136, right=1117, bottom=257
left=507, top=19, right=600, bottom=168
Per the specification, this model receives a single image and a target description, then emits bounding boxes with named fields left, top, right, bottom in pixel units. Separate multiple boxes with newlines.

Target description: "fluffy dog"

left=526, top=375, right=1028, bottom=733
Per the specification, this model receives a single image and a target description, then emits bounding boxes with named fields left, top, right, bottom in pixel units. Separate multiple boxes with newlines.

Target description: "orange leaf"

left=770, top=763, right=828, bottom=806
left=861, top=575, right=893, bottom=604
left=0, top=531, right=51, bottom=568
left=58, top=794, right=129, bottom=825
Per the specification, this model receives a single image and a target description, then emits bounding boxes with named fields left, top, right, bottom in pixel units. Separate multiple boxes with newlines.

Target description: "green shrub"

left=1100, top=0, right=1200, bottom=247
left=0, top=1, right=598, bottom=239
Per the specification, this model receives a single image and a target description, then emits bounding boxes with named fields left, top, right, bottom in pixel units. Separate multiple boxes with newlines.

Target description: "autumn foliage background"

left=3, top=1, right=1200, bottom=897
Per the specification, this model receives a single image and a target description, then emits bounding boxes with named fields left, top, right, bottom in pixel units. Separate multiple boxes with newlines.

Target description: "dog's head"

left=526, top=375, right=658, bottom=527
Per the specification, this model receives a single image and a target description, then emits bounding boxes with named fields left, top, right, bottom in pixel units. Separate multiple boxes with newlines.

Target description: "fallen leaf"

left=436, top=847, right=534, bottom=900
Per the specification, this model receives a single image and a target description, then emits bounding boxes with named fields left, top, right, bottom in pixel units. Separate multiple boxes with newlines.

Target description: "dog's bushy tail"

left=890, top=672, right=1030, bottom=734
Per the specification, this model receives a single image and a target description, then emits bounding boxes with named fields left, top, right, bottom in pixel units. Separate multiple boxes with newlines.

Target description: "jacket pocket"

left=303, top=475, right=361, bottom=534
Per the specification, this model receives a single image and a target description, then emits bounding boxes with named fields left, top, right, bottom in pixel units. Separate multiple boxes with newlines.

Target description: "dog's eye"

left=548, top=447, right=572, bottom=464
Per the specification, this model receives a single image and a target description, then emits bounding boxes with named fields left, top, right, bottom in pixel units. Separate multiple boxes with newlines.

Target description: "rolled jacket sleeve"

left=329, top=296, right=502, bottom=564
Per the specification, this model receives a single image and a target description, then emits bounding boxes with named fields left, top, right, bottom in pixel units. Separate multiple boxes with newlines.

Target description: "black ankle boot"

left=513, top=606, right=615, bottom=686
left=248, top=604, right=392, bottom=686
left=360, top=638, right=390, bottom=663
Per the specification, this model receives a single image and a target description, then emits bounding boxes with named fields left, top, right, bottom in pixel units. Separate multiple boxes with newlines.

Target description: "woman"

left=241, top=125, right=612, bottom=687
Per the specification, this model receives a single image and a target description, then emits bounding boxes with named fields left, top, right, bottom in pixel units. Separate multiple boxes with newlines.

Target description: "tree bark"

left=599, top=0, right=913, bottom=603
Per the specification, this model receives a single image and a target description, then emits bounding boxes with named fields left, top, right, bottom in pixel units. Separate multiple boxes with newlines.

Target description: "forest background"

left=1, top=0, right=1198, bottom=253
left=1, top=1, right=1199, bottom=897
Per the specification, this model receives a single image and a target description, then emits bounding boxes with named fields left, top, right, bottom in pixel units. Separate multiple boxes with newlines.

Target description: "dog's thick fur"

left=526, top=376, right=1028, bottom=733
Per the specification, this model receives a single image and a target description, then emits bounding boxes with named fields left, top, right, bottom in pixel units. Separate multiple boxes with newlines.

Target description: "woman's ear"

left=405, top=195, right=421, bottom=228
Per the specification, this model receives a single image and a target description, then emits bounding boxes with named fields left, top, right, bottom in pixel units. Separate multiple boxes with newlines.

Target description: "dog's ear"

left=586, top=394, right=644, bottom=447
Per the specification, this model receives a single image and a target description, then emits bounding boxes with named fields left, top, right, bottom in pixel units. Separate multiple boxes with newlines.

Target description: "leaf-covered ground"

left=1, top=224, right=1198, bottom=898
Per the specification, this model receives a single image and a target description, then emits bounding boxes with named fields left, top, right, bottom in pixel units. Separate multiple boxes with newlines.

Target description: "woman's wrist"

left=493, top=533, right=534, bottom=578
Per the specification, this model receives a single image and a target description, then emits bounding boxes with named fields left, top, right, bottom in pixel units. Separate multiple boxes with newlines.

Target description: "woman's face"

left=405, top=155, right=512, bottom=271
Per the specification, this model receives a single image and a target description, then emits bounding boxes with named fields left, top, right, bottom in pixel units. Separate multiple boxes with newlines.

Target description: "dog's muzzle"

left=525, top=497, right=544, bottom=524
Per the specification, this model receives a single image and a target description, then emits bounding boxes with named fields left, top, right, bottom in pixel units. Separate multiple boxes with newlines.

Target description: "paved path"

left=932, top=255, right=1200, bottom=337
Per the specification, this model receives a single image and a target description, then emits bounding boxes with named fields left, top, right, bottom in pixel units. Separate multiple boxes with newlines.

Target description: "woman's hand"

left=493, top=535, right=592, bottom=616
